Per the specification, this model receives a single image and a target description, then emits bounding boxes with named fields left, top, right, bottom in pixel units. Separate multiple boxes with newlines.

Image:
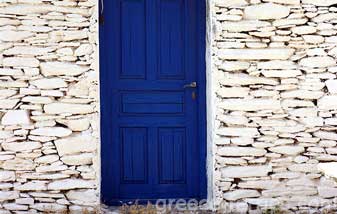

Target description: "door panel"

left=121, top=0, right=146, bottom=79
left=159, top=0, right=185, bottom=79
left=158, top=127, right=186, bottom=184
left=100, top=0, right=206, bottom=204
left=121, top=127, right=148, bottom=183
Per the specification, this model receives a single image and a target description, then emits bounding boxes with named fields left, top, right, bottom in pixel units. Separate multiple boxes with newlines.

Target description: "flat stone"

left=0, top=68, right=23, bottom=76
left=299, top=57, right=336, bottom=68
left=0, top=43, right=13, bottom=52
left=30, top=127, right=72, bottom=137
left=0, top=171, right=15, bottom=182
left=215, top=0, right=248, bottom=7
left=325, top=80, right=337, bottom=94
left=30, top=203, right=67, bottom=213
left=220, top=73, right=278, bottom=86
left=0, top=3, right=87, bottom=14
left=245, top=198, right=280, bottom=207
left=231, top=138, right=254, bottom=146
left=1, top=110, right=31, bottom=125
left=218, top=115, right=249, bottom=125
left=21, top=96, right=53, bottom=104
left=302, top=0, right=337, bottom=6
left=257, top=60, right=296, bottom=70
left=54, top=133, right=96, bottom=156
left=2, top=141, right=41, bottom=152
left=74, top=44, right=93, bottom=56
left=221, top=165, right=272, bottom=178
left=224, top=190, right=260, bottom=201
left=219, top=48, right=294, bottom=60
left=15, top=198, right=34, bottom=205
left=314, top=131, right=337, bottom=141
left=44, top=103, right=94, bottom=115
left=34, top=155, right=59, bottom=164
left=218, top=147, right=266, bottom=157
left=15, top=181, right=47, bottom=191
left=36, top=164, right=67, bottom=173
left=218, top=157, right=246, bottom=165
left=40, top=62, right=89, bottom=77
left=2, top=159, right=35, bottom=171
left=217, top=128, right=259, bottom=137
left=282, top=100, right=314, bottom=109
left=219, top=99, right=281, bottom=111
left=0, top=81, right=28, bottom=88
left=61, top=153, right=93, bottom=166
left=21, top=173, right=69, bottom=180
left=269, top=146, right=305, bottom=155
left=318, top=96, right=337, bottom=110
left=0, top=131, right=13, bottom=139
left=69, top=205, right=96, bottom=214
left=273, top=18, right=308, bottom=27
left=48, top=179, right=95, bottom=190
left=31, top=78, right=67, bottom=89
left=66, top=190, right=98, bottom=205
left=303, top=35, right=325, bottom=44
left=217, top=87, right=249, bottom=98
left=239, top=180, right=280, bottom=190
left=0, top=89, right=17, bottom=99
left=264, top=0, right=299, bottom=4
left=318, top=162, right=337, bottom=179
left=281, top=90, right=324, bottom=100
left=0, top=191, right=19, bottom=202
left=63, top=31, right=88, bottom=41
left=291, top=26, right=317, bottom=35
left=318, top=187, right=337, bottom=198
left=222, top=20, right=270, bottom=32
left=261, top=69, right=301, bottom=78
left=288, top=164, right=318, bottom=173
left=3, top=57, right=39, bottom=67
left=3, top=46, right=55, bottom=56
left=0, top=31, right=33, bottom=42
left=313, top=13, right=337, bottom=22
left=220, top=61, right=250, bottom=71
left=56, top=118, right=90, bottom=131
left=244, top=3, right=290, bottom=20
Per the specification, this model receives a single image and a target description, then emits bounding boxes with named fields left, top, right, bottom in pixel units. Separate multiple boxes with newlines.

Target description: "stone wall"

left=3, top=0, right=337, bottom=212
left=0, top=0, right=99, bottom=213
left=212, top=0, right=337, bottom=212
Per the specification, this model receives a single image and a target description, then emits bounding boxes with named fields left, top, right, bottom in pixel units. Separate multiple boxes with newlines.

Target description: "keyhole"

left=192, top=91, right=196, bottom=100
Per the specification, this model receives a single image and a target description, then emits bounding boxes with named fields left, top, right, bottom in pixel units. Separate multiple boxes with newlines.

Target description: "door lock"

left=183, top=82, right=197, bottom=89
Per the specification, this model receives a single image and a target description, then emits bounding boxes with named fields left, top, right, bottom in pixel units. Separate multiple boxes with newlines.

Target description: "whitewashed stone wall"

left=0, top=0, right=99, bottom=213
left=4, top=0, right=337, bottom=212
left=212, top=0, right=337, bottom=212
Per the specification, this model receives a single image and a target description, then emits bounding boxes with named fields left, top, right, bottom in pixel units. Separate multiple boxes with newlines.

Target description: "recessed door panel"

left=158, top=0, right=185, bottom=79
left=121, top=0, right=146, bottom=79
left=121, top=91, right=184, bottom=114
left=158, top=127, right=186, bottom=184
left=121, top=127, right=148, bottom=183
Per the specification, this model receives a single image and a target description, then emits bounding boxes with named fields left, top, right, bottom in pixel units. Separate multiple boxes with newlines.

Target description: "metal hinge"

left=99, top=15, right=104, bottom=25
left=99, top=0, right=104, bottom=25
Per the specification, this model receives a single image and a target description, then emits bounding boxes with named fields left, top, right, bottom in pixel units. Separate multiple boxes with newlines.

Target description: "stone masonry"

left=212, top=0, right=337, bottom=212
left=3, top=0, right=337, bottom=213
left=0, top=0, right=99, bottom=213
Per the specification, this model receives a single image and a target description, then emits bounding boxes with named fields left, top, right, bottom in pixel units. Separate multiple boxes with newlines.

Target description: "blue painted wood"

left=121, top=0, right=146, bottom=79
left=100, top=0, right=207, bottom=205
left=159, top=128, right=186, bottom=183
left=121, top=127, right=148, bottom=183
left=121, top=91, right=184, bottom=114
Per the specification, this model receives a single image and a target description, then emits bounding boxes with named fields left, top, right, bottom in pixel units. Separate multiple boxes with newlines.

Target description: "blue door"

left=100, top=0, right=206, bottom=205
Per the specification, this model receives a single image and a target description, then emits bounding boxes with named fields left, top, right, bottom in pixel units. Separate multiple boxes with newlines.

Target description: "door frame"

left=99, top=0, right=207, bottom=205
